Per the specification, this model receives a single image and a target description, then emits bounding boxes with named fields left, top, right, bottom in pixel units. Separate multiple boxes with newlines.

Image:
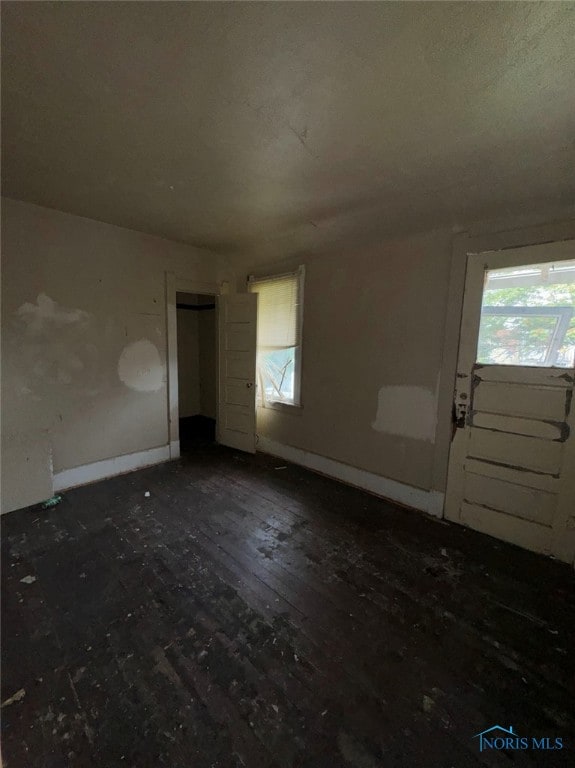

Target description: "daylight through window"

left=248, top=268, right=304, bottom=405
left=476, top=259, right=575, bottom=367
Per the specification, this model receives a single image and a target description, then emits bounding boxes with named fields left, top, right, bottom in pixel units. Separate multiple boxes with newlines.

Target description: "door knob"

left=246, top=382, right=253, bottom=388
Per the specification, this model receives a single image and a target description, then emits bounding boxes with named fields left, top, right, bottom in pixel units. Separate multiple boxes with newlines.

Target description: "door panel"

left=459, top=502, right=553, bottom=553
left=445, top=242, right=575, bottom=564
left=474, top=364, right=572, bottom=386
left=467, top=427, right=563, bottom=475
left=217, top=294, right=257, bottom=453
left=463, top=472, right=556, bottom=526
left=222, top=409, right=252, bottom=434
left=471, top=412, right=563, bottom=440
left=464, top=457, right=559, bottom=493
left=473, top=381, right=566, bottom=421
left=225, top=357, right=254, bottom=379
left=224, top=382, right=254, bottom=407
left=225, top=325, right=253, bottom=351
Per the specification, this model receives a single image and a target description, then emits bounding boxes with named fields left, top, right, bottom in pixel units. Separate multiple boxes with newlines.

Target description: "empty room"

left=1, top=2, right=574, bottom=766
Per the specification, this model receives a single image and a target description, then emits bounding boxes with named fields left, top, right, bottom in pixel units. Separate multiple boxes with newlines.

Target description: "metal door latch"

left=454, top=401, right=467, bottom=428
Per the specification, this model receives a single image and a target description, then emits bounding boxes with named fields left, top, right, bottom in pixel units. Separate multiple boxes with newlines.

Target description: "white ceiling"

left=2, top=1, right=574, bottom=260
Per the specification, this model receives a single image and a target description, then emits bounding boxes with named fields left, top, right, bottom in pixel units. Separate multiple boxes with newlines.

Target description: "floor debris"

left=72, top=667, right=86, bottom=684
left=422, top=695, right=435, bottom=713
left=20, top=575, right=37, bottom=585
left=144, top=491, right=151, bottom=497
left=274, top=466, right=287, bottom=470
left=42, top=495, right=62, bottom=509
left=491, top=599, right=547, bottom=626
left=2, top=689, right=26, bottom=708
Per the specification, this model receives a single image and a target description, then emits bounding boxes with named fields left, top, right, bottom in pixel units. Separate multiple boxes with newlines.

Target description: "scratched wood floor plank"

left=2, top=441, right=574, bottom=768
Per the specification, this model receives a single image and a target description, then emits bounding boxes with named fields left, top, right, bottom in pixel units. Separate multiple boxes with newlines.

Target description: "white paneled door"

left=445, top=240, right=575, bottom=564
left=217, top=293, right=258, bottom=453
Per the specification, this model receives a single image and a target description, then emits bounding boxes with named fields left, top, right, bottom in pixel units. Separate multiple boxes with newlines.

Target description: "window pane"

left=258, top=347, right=296, bottom=403
left=476, top=260, right=575, bottom=367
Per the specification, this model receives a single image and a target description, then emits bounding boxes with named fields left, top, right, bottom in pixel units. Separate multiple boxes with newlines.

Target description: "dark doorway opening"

left=176, top=292, right=217, bottom=453
left=179, top=414, right=216, bottom=451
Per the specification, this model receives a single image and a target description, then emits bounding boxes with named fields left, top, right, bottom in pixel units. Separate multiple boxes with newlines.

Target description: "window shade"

left=249, top=273, right=301, bottom=349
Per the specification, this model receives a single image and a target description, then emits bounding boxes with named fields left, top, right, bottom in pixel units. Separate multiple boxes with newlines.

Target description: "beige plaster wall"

left=238, top=213, right=575, bottom=499
left=3, top=195, right=572, bottom=514
left=1, top=198, right=228, bottom=513
left=248, top=229, right=452, bottom=492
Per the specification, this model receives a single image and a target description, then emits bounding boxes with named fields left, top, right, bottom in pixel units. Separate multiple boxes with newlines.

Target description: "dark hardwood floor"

left=2, top=442, right=574, bottom=768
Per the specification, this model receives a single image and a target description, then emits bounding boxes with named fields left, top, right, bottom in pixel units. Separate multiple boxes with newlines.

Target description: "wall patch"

left=372, top=385, right=437, bottom=442
left=118, top=339, right=164, bottom=392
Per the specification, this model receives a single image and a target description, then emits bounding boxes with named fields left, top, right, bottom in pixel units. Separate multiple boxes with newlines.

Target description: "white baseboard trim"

left=427, top=490, right=445, bottom=519
left=53, top=445, right=171, bottom=492
left=257, top=437, right=444, bottom=518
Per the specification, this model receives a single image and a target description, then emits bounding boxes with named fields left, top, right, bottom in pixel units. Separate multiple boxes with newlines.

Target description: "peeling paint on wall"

left=372, top=385, right=437, bottom=442
left=17, top=293, right=89, bottom=332
left=118, top=340, right=164, bottom=392
left=13, top=294, right=97, bottom=391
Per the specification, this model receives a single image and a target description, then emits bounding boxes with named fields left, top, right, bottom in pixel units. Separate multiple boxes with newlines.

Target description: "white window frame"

left=248, top=265, right=305, bottom=410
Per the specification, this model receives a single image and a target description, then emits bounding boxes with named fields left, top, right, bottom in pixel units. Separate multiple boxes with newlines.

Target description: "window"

left=476, top=259, right=575, bottom=367
left=248, top=267, right=304, bottom=406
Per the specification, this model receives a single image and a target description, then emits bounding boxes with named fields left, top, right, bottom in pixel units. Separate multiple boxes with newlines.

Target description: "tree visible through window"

left=248, top=268, right=304, bottom=405
left=477, top=260, right=575, bottom=367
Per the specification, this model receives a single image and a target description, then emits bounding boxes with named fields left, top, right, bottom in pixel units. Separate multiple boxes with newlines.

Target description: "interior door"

left=445, top=240, right=575, bottom=564
left=217, top=293, right=257, bottom=453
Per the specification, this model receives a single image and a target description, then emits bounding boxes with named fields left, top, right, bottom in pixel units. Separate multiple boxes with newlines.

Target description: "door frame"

left=165, top=272, right=229, bottom=459
left=432, top=219, right=575, bottom=516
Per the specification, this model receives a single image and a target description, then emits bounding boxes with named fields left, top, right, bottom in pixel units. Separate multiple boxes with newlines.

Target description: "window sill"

left=257, top=400, right=303, bottom=415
